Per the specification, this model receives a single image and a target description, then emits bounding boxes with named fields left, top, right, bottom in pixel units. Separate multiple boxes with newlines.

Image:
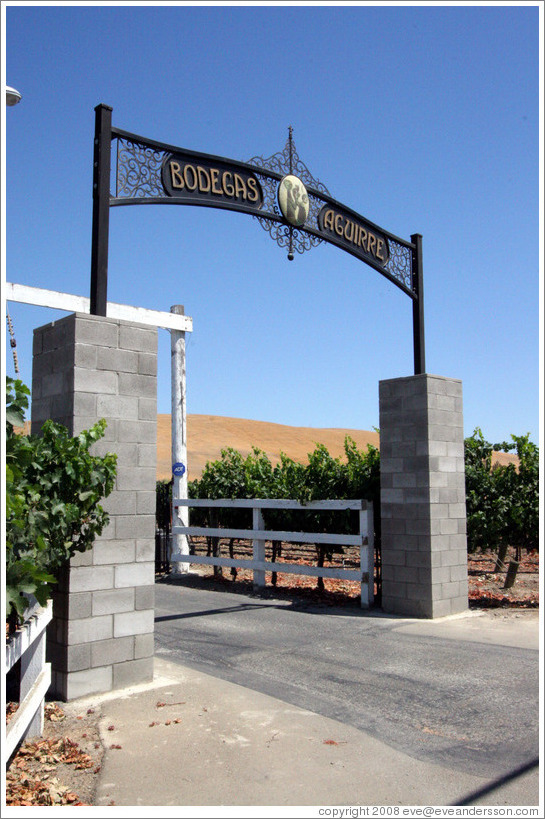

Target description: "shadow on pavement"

left=156, top=571, right=382, bottom=618
left=155, top=601, right=280, bottom=622
left=453, top=757, right=539, bottom=806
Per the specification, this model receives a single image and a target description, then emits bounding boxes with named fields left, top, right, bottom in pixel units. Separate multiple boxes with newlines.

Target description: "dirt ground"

left=467, top=550, right=539, bottom=608
left=5, top=549, right=539, bottom=806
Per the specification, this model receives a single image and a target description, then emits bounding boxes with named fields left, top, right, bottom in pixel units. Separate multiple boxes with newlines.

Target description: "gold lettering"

left=247, top=177, right=259, bottom=202
left=234, top=173, right=247, bottom=199
left=376, top=238, right=385, bottom=261
left=210, top=168, right=223, bottom=195
left=344, top=220, right=354, bottom=242
left=183, top=164, right=198, bottom=191
left=360, top=228, right=367, bottom=249
left=368, top=233, right=376, bottom=255
left=334, top=214, right=344, bottom=236
left=222, top=171, right=234, bottom=197
left=324, top=209, right=335, bottom=231
left=197, top=166, right=210, bottom=193
left=170, top=161, right=184, bottom=189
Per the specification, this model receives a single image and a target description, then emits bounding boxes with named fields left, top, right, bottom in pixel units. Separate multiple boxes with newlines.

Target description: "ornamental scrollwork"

left=254, top=218, right=323, bottom=255
left=247, top=128, right=331, bottom=197
left=115, top=138, right=165, bottom=199
left=383, top=239, right=414, bottom=292
left=251, top=172, right=325, bottom=255
left=247, top=129, right=330, bottom=254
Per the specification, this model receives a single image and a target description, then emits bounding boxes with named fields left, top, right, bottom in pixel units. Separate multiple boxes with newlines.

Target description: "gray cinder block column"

left=31, top=313, right=157, bottom=699
left=379, top=374, right=468, bottom=618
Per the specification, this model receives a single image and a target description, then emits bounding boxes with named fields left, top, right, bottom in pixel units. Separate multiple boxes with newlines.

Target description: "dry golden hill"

left=15, top=417, right=520, bottom=482
left=157, top=414, right=380, bottom=481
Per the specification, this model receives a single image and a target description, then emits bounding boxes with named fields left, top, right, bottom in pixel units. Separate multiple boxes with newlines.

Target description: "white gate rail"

left=171, top=498, right=374, bottom=608
left=5, top=600, right=53, bottom=759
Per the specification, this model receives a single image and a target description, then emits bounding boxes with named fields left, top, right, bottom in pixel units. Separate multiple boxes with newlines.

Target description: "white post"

left=252, top=506, right=266, bottom=589
left=171, top=305, right=189, bottom=574
left=19, top=623, right=47, bottom=739
left=359, top=503, right=374, bottom=609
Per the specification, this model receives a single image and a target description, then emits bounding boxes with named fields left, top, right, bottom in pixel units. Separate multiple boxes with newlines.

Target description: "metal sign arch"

left=91, top=104, right=425, bottom=373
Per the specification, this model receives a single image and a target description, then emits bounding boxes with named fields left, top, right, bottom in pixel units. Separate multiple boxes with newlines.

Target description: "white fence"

left=171, top=498, right=374, bottom=608
left=5, top=600, right=53, bottom=760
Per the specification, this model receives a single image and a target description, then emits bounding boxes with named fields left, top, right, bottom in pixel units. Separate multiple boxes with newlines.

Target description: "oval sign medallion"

left=277, top=175, right=309, bottom=227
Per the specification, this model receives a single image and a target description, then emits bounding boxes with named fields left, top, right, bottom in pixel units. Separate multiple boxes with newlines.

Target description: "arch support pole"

left=90, top=104, right=112, bottom=316
left=411, top=233, right=425, bottom=375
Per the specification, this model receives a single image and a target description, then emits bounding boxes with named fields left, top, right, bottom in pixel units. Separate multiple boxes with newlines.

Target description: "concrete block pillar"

left=379, top=374, right=468, bottom=618
left=31, top=313, right=157, bottom=699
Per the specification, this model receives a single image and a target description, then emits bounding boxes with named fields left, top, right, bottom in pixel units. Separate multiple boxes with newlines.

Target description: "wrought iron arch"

left=91, top=104, right=424, bottom=373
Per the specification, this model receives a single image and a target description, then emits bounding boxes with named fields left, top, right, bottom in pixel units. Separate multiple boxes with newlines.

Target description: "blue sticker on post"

left=172, top=462, right=186, bottom=477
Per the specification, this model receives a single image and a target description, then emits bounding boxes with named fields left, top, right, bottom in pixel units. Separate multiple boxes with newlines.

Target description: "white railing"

left=171, top=498, right=374, bottom=608
left=5, top=599, right=53, bottom=760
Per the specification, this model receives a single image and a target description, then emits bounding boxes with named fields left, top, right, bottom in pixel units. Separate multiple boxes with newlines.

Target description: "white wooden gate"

left=171, top=498, right=374, bottom=608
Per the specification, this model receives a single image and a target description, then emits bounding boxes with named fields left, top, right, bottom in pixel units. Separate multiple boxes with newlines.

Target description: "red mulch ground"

left=466, top=550, right=539, bottom=608
left=174, top=544, right=540, bottom=610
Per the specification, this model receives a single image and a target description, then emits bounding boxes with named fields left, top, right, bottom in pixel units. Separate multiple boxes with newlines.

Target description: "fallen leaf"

left=45, top=704, right=65, bottom=723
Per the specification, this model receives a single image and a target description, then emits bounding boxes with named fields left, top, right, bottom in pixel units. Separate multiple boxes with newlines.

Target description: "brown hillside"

left=15, top=417, right=520, bottom=482
left=157, top=415, right=380, bottom=481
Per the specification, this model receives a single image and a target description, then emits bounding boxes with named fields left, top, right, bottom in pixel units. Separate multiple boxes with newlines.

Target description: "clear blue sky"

left=2, top=1, right=542, bottom=447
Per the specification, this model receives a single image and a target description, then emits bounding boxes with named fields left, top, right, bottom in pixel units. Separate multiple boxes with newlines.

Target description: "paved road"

left=154, top=576, right=540, bottom=783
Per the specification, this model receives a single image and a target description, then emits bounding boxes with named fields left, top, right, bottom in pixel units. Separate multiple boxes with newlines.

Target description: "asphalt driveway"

left=154, top=576, right=540, bottom=785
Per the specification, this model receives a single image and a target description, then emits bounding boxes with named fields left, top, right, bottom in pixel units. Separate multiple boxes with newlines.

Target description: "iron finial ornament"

left=277, top=127, right=310, bottom=260
left=247, top=126, right=331, bottom=260
left=288, top=125, right=293, bottom=174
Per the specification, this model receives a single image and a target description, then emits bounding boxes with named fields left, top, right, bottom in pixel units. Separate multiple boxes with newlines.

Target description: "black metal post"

left=411, top=233, right=425, bottom=375
left=90, top=104, right=112, bottom=316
